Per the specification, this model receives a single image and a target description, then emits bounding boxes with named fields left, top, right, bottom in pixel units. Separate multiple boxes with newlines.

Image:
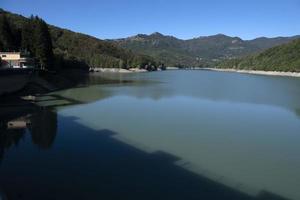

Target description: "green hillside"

left=218, top=39, right=300, bottom=72
left=111, top=33, right=194, bottom=67
left=0, top=9, right=156, bottom=70
left=112, top=33, right=299, bottom=67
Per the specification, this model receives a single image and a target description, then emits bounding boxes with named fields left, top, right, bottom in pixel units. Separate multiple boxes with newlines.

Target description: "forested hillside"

left=218, top=39, right=300, bottom=72
left=113, top=33, right=299, bottom=67
left=0, top=9, right=156, bottom=70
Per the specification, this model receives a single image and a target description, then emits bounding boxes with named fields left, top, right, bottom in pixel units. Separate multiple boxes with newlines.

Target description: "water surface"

left=1, top=70, right=300, bottom=200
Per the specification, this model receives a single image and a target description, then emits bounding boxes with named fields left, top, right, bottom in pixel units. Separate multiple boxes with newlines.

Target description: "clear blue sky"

left=1, top=0, right=300, bottom=40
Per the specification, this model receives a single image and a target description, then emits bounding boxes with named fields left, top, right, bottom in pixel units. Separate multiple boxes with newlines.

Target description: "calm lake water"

left=1, top=70, right=300, bottom=200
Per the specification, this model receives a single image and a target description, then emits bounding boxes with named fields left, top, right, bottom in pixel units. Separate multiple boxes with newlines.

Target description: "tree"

left=118, top=59, right=124, bottom=69
left=34, top=17, right=54, bottom=71
left=0, top=14, right=15, bottom=51
left=1, top=10, right=158, bottom=71
left=21, top=17, right=36, bottom=54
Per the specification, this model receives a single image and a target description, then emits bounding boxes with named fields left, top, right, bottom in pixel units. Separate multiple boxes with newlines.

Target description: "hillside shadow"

left=0, top=114, right=291, bottom=200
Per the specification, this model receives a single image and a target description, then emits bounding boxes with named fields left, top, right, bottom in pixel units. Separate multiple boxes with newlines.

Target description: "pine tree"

left=21, top=18, right=36, bottom=55
left=34, top=17, right=54, bottom=70
left=0, top=14, right=15, bottom=51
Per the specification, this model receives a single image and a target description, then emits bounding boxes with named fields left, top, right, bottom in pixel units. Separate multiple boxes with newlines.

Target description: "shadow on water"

left=0, top=111, right=290, bottom=200
left=0, top=106, right=57, bottom=158
left=28, top=108, right=57, bottom=149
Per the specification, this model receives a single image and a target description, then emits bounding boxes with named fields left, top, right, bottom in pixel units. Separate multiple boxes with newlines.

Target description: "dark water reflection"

left=0, top=107, right=57, bottom=163
left=0, top=129, right=25, bottom=165
left=28, top=108, right=57, bottom=149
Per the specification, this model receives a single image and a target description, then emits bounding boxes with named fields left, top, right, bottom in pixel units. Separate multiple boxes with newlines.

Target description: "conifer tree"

left=0, top=14, right=15, bottom=51
left=34, top=17, right=54, bottom=70
left=21, top=17, right=36, bottom=54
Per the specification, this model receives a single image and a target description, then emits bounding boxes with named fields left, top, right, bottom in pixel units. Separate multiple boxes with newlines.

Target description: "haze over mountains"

left=112, top=33, right=300, bottom=67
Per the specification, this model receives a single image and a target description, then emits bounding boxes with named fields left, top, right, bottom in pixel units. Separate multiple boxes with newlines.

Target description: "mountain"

left=2, top=9, right=298, bottom=69
left=247, top=36, right=300, bottom=49
left=111, top=32, right=191, bottom=67
left=0, top=9, right=156, bottom=69
left=112, top=33, right=300, bottom=67
left=218, top=38, right=300, bottom=72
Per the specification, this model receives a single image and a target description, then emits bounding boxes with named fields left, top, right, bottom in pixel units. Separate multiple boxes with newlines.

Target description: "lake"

left=1, top=70, right=300, bottom=200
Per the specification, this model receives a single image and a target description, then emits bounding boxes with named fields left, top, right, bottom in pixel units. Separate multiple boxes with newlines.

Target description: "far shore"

left=91, top=67, right=181, bottom=73
left=202, top=68, right=300, bottom=78
left=90, top=68, right=149, bottom=73
left=89, top=67, right=300, bottom=78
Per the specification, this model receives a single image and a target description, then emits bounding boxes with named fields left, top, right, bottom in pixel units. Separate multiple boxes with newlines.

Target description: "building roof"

left=0, top=52, right=21, bottom=54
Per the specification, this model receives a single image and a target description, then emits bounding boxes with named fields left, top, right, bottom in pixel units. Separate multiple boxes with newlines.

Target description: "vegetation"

left=0, top=13, right=55, bottom=70
left=111, top=33, right=197, bottom=67
left=0, top=9, right=157, bottom=71
left=218, top=39, right=300, bottom=72
left=22, top=16, right=54, bottom=70
left=0, top=14, right=16, bottom=51
left=1, top=8, right=299, bottom=71
left=113, top=33, right=299, bottom=67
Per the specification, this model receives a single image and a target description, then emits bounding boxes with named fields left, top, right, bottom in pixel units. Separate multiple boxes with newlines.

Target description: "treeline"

left=218, top=39, right=300, bottom=72
left=0, top=14, right=54, bottom=70
left=0, top=9, right=158, bottom=71
left=50, top=26, right=158, bottom=70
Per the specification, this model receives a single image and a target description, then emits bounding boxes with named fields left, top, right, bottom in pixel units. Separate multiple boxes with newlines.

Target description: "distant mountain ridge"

left=111, top=33, right=300, bottom=67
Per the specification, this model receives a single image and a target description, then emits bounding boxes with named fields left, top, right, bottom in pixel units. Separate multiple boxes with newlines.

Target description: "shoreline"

left=166, top=67, right=180, bottom=70
left=90, top=68, right=148, bottom=73
left=202, top=68, right=300, bottom=78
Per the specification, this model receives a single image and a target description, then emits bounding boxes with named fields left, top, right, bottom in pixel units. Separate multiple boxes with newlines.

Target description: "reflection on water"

left=0, top=107, right=57, bottom=164
left=43, top=71, right=300, bottom=116
left=0, top=129, right=25, bottom=164
left=106, top=71, right=300, bottom=115
left=29, top=108, right=57, bottom=149
left=1, top=71, right=300, bottom=200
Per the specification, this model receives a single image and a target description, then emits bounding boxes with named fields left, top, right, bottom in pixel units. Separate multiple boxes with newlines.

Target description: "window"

left=1, top=55, right=7, bottom=57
